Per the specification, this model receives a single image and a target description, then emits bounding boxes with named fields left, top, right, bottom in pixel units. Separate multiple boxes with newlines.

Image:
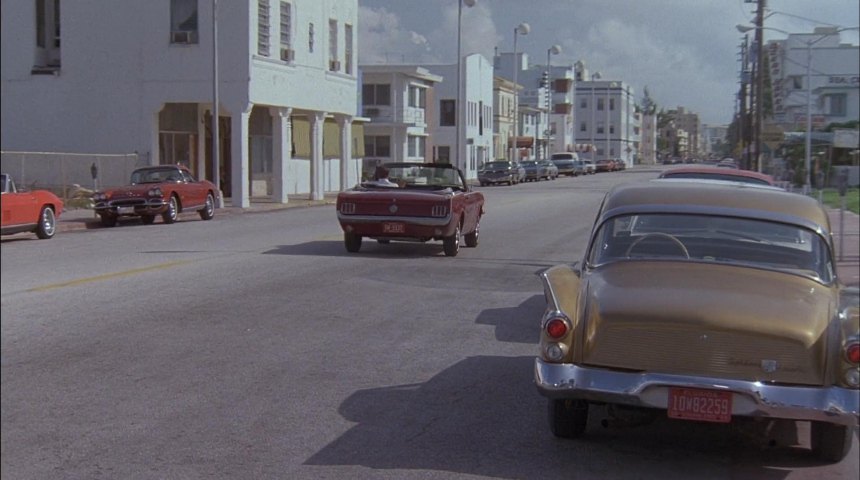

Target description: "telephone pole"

left=753, top=0, right=765, bottom=172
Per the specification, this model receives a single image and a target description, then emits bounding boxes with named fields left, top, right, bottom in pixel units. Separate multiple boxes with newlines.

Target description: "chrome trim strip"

left=534, top=359, right=860, bottom=426
left=337, top=213, right=451, bottom=226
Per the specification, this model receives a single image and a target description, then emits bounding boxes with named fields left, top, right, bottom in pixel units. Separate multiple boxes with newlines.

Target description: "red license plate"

left=667, top=387, right=732, bottom=423
left=383, top=222, right=405, bottom=234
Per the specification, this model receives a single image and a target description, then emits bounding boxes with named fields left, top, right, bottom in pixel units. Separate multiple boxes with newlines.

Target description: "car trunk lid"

left=338, top=189, right=452, bottom=217
left=581, top=262, right=834, bottom=386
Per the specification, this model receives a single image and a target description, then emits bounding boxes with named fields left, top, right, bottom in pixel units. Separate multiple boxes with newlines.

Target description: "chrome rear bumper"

left=535, top=359, right=860, bottom=426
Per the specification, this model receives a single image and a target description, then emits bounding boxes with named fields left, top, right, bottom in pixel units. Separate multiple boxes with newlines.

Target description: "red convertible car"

left=336, top=163, right=484, bottom=257
left=92, top=165, right=219, bottom=227
left=1, top=173, right=64, bottom=239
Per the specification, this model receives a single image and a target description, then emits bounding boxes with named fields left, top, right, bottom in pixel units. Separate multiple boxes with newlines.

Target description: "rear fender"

left=539, top=264, right=584, bottom=363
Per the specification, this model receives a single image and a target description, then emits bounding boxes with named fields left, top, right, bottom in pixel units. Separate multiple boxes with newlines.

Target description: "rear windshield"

left=587, top=213, right=833, bottom=283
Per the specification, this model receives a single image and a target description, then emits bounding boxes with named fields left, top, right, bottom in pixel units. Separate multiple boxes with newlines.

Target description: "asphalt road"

left=2, top=167, right=857, bottom=480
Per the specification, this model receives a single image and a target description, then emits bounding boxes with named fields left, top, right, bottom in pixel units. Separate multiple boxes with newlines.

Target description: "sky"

left=357, top=0, right=860, bottom=125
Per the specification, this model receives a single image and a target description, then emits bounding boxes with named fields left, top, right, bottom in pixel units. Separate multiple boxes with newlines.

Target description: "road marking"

left=27, top=260, right=194, bottom=292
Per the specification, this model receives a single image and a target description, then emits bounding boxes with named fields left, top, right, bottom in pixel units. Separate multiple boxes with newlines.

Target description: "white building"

left=359, top=65, right=442, bottom=178
left=412, top=54, right=494, bottom=180
left=767, top=27, right=860, bottom=132
left=1, top=0, right=362, bottom=207
left=575, top=80, right=640, bottom=166
left=639, top=114, right=658, bottom=165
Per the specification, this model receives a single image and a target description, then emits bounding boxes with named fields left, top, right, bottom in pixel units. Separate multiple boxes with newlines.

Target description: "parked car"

left=550, top=153, right=580, bottom=177
left=521, top=161, right=544, bottom=181
left=571, top=160, right=588, bottom=176
left=659, top=166, right=777, bottom=186
left=478, top=161, right=522, bottom=186
left=336, top=162, right=484, bottom=257
left=594, top=159, right=616, bottom=172
left=1, top=173, right=64, bottom=239
left=511, top=162, right=527, bottom=183
left=92, top=165, right=219, bottom=227
left=582, top=160, right=596, bottom=174
left=539, top=160, right=559, bottom=180
left=534, top=179, right=859, bottom=462
left=613, top=159, right=627, bottom=170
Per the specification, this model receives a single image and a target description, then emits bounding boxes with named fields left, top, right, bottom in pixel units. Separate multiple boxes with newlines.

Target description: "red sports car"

left=1, top=173, right=64, bottom=239
left=92, top=165, right=219, bottom=227
left=336, top=163, right=484, bottom=257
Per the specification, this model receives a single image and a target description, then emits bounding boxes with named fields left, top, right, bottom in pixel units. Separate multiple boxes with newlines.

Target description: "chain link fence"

left=1, top=151, right=145, bottom=206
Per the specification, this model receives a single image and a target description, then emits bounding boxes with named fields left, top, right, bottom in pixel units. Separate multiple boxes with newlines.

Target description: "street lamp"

left=510, top=22, right=530, bottom=163
left=737, top=24, right=858, bottom=191
left=590, top=72, right=601, bottom=162
left=544, top=44, right=561, bottom=159
left=456, top=0, right=476, bottom=174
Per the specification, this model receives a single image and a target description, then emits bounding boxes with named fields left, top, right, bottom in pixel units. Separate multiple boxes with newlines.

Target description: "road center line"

left=27, top=260, right=194, bottom=292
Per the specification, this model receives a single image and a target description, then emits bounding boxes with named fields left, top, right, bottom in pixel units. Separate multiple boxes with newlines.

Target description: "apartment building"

left=574, top=80, right=640, bottom=166
left=666, top=107, right=701, bottom=159
left=1, top=0, right=361, bottom=207
left=766, top=27, right=860, bottom=132
left=359, top=65, right=442, bottom=178
left=493, top=76, right=517, bottom=162
left=407, top=54, right=494, bottom=180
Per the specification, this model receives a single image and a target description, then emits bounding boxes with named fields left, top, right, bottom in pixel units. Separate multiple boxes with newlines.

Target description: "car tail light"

left=340, top=202, right=356, bottom=214
left=545, top=317, right=569, bottom=339
left=845, top=341, right=860, bottom=364
left=431, top=205, right=448, bottom=217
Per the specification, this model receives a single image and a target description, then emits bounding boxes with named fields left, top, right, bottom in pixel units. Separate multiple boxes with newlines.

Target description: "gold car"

left=535, top=180, right=859, bottom=462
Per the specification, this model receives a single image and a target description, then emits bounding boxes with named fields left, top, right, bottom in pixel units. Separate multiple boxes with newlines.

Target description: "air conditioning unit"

left=329, top=60, right=341, bottom=72
left=171, top=31, right=196, bottom=44
left=280, top=47, right=295, bottom=62
left=364, top=108, right=380, bottom=117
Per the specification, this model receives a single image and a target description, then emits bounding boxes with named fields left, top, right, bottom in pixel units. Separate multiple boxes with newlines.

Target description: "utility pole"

left=738, top=35, right=749, bottom=169
left=753, top=0, right=765, bottom=172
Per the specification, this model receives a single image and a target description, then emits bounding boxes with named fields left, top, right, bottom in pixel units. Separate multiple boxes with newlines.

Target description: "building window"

left=610, top=124, right=615, bottom=134
left=170, top=0, right=198, bottom=44
left=409, top=87, right=425, bottom=108
left=580, top=122, right=586, bottom=132
left=436, top=146, right=451, bottom=163
left=344, top=24, right=353, bottom=74
left=258, top=0, right=271, bottom=56
left=597, top=122, right=604, bottom=134
left=597, top=98, right=604, bottom=111
left=365, top=136, right=391, bottom=157
left=440, top=100, right=456, bottom=126
left=791, top=76, right=803, bottom=89
left=609, top=98, right=615, bottom=110
left=362, top=84, right=390, bottom=106
left=827, top=94, right=847, bottom=116
left=35, top=0, right=62, bottom=67
left=580, top=99, right=587, bottom=109
left=279, top=2, right=293, bottom=60
left=328, top=19, right=338, bottom=71
left=408, top=136, right=426, bottom=158
left=308, top=23, right=314, bottom=52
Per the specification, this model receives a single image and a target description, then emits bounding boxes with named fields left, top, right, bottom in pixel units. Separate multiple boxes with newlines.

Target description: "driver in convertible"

left=369, top=166, right=398, bottom=187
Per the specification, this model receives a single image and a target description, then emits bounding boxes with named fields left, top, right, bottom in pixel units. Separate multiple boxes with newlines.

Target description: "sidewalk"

left=56, top=194, right=337, bottom=233
left=829, top=207, right=860, bottom=287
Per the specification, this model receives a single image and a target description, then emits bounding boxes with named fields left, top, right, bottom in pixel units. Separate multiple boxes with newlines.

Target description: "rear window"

left=587, top=213, right=833, bottom=283
left=551, top=154, right=574, bottom=160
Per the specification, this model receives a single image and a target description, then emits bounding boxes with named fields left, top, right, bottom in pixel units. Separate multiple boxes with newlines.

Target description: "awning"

left=292, top=117, right=310, bottom=158
left=508, top=136, right=534, bottom=148
left=352, top=122, right=365, bottom=157
left=323, top=119, right=341, bottom=157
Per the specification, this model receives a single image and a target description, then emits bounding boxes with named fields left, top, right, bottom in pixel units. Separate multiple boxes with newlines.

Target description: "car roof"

left=659, top=166, right=775, bottom=185
left=600, top=179, right=829, bottom=232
